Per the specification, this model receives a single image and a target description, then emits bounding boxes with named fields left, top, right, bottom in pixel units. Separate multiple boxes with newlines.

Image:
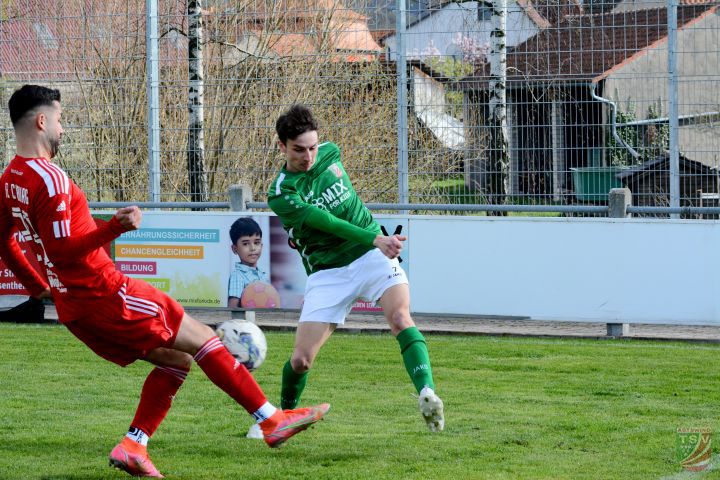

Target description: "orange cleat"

left=260, top=403, right=330, bottom=448
left=109, top=437, right=164, bottom=478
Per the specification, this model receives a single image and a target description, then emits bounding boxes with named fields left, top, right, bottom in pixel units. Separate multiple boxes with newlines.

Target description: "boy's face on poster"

left=232, top=234, right=263, bottom=267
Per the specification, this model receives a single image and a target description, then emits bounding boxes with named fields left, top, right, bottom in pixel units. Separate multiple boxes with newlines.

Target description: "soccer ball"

left=241, top=281, right=281, bottom=308
left=215, top=320, right=267, bottom=371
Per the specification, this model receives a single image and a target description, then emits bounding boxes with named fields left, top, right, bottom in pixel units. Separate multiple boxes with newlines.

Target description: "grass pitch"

left=1, top=323, right=719, bottom=479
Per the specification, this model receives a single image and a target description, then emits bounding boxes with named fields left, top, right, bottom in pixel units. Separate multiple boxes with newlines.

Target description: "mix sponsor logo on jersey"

left=307, top=179, right=351, bottom=211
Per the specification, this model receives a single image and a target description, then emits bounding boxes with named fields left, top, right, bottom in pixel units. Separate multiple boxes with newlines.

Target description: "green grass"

left=1, top=324, right=720, bottom=479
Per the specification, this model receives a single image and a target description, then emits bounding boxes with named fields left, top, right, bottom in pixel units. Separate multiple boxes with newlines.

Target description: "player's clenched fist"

left=373, top=234, right=406, bottom=259
left=115, top=205, right=142, bottom=230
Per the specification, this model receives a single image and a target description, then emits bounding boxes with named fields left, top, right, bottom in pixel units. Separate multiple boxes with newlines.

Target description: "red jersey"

left=0, top=155, right=129, bottom=322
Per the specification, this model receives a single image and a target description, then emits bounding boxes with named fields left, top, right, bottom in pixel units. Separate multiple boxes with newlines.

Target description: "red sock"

left=130, top=365, right=189, bottom=437
left=193, top=337, right=267, bottom=413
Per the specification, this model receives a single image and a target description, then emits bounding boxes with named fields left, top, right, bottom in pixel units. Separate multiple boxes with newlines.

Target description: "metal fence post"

left=146, top=0, right=161, bottom=202
left=668, top=0, right=680, bottom=219
left=396, top=0, right=409, bottom=208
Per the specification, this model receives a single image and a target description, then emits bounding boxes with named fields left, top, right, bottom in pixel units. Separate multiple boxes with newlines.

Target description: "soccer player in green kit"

left=267, top=104, right=444, bottom=432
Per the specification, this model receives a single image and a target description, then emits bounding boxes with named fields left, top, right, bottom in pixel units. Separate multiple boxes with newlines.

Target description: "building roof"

left=382, top=0, right=575, bottom=41
left=0, top=1, right=79, bottom=80
left=240, top=0, right=369, bottom=22
left=529, top=0, right=584, bottom=25
left=617, top=153, right=716, bottom=182
left=612, top=0, right=717, bottom=13
left=0, top=0, right=380, bottom=81
left=215, top=0, right=381, bottom=59
left=0, top=0, right=188, bottom=81
left=458, top=4, right=718, bottom=90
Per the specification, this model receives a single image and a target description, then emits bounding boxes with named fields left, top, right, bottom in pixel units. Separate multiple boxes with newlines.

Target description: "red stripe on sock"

left=193, top=337, right=224, bottom=362
left=195, top=337, right=267, bottom=414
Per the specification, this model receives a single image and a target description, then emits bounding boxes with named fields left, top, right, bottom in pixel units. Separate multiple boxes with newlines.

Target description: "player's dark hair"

left=230, top=217, right=262, bottom=244
left=8, top=85, right=61, bottom=126
left=275, top=104, right=318, bottom=143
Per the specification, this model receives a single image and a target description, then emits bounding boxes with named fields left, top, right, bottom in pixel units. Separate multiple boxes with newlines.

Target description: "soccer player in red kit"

left=0, top=84, right=329, bottom=478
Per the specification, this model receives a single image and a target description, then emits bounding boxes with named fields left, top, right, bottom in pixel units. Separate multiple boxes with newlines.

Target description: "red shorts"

left=64, top=277, right=185, bottom=367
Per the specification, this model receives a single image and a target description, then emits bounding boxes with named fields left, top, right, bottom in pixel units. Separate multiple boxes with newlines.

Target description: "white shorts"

left=299, top=248, right=408, bottom=324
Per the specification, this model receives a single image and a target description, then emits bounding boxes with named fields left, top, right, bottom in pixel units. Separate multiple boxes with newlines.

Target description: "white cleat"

left=246, top=422, right=264, bottom=439
left=418, top=387, right=444, bottom=432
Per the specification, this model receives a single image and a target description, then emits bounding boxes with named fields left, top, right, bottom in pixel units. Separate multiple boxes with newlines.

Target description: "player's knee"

left=290, top=354, right=313, bottom=373
left=174, top=352, right=194, bottom=369
left=164, top=351, right=193, bottom=369
left=388, top=309, right=414, bottom=332
left=146, top=348, right=194, bottom=369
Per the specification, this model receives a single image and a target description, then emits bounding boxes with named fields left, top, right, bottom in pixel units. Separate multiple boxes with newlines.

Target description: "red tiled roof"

left=370, top=29, right=394, bottom=45
left=0, top=0, right=156, bottom=81
left=240, top=0, right=368, bottom=22
left=516, top=0, right=553, bottom=28
left=0, top=1, right=80, bottom=81
left=459, top=4, right=717, bottom=89
left=530, top=0, right=584, bottom=25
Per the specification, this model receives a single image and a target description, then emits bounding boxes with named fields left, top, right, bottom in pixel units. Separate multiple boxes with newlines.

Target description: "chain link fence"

left=0, top=0, right=718, bottom=216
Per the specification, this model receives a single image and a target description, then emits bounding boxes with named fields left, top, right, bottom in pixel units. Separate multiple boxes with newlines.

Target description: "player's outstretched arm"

left=270, top=188, right=376, bottom=246
left=302, top=208, right=377, bottom=246
left=41, top=206, right=140, bottom=261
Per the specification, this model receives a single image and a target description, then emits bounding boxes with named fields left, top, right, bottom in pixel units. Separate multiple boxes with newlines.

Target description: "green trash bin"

left=571, top=166, right=625, bottom=202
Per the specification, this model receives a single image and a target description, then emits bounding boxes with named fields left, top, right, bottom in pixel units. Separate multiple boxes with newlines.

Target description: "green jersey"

left=268, top=142, right=381, bottom=275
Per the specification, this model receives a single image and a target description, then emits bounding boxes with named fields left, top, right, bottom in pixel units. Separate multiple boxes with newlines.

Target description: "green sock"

left=280, top=359, right=308, bottom=409
left=396, top=326, right=435, bottom=393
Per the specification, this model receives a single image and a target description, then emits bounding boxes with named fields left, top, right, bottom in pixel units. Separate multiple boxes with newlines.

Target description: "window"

left=33, top=23, right=58, bottom=50
left=478, top=2, right=492, bottom=21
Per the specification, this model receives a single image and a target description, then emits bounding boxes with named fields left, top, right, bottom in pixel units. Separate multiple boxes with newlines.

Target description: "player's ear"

left=35, top=111, right=46, bottom=130
left=231, top=244, right=238, bottom=254
left=277, top=139, right=287, bottom=154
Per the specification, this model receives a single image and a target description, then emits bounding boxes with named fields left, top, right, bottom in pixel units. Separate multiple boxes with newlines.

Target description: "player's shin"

left=396, top=326, right=435, bottom=393
left=280, top=359, right=309, bottom=409
left=129, top=365, right=189, bottom=442
left=194, top=336, right=269, bottom=414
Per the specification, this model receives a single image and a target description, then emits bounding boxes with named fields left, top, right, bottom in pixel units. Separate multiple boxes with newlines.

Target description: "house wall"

left=603, top=12, right=720, bottom=167
left=412, top=68, right=465, bottom=150
left=384, top=1, right=540, bottom=60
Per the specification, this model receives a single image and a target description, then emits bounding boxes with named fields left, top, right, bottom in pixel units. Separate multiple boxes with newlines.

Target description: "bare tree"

left=187, top=0, right=208, bottom=204
left=486, top=0, right=508, bottom=210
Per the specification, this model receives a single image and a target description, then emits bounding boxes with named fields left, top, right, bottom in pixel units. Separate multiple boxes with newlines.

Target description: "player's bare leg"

left=279, top=322, right=336, bottom=409
left=379, top=284, right=444, bottom=432
left=161, top=315, right=328, bottom=450
left=249, top=321, right=336, bottom=440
